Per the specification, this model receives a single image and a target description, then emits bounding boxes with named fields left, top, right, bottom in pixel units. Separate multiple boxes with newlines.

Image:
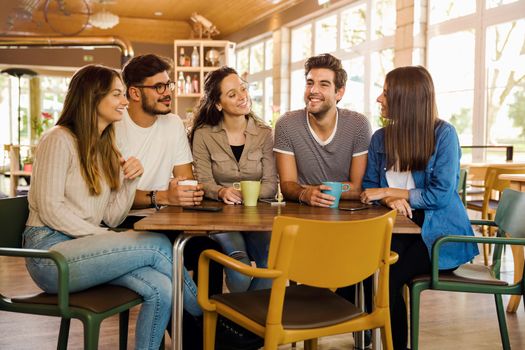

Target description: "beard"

left=141, top=94, right=171, bottom=116
left=305, top=96, right=333, bottom=120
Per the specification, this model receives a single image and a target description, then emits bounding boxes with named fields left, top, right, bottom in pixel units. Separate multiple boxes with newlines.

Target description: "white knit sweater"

left=26, top=126, right=139, bottom=237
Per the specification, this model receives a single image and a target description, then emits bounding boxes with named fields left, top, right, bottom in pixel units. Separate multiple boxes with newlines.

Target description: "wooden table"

left=461, top=162, right=525, bottom=183
left=135, top=200, right=420, bottom=350
left=499, top=174, right=525, bottom=192
left=499, top=174, right=525, bottom=313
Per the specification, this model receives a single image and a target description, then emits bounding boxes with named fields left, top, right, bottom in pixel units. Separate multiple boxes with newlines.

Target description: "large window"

left=427, top=0, right=525, bottom=161
left=289, top=0, right=395, bottom=128
left=0, top=72, right=69, bottom=171
left=236, top=37, right=274, bottom=123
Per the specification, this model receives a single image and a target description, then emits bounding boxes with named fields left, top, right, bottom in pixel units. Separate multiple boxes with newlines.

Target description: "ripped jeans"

left=212, top=231, right=272, bottom=292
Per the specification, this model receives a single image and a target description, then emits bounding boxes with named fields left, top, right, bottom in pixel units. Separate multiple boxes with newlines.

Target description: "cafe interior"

left=1, top=0, right=525, bottom=349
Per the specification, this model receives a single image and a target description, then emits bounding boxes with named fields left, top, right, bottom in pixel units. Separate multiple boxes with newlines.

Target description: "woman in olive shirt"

left=190, top=66, right=277, bottom=292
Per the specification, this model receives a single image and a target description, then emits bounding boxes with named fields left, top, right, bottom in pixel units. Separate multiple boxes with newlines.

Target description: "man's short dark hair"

left=122, top=54, right=173, bottom=93
left=304, top=53, right=347, bottom=90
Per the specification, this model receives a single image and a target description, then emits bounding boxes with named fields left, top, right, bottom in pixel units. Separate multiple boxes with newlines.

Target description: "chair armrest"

left=197, top=249, right=282, bottom=311
left=202, top=249, right=282, bottom=279
left=430, top=235, right=525, bottom=287
left=387, top=251, right=399, bottom=265
left=0, top=247, right=72, bottom=316
left=470, top=219, right=498, bottom=227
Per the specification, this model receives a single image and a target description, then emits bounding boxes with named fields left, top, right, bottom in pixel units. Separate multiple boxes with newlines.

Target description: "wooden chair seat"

left=212, top=284, right=363, bottom=329
left=12, top=284, right=141, bottom=314
left=412, top=264, right=508, bottom=287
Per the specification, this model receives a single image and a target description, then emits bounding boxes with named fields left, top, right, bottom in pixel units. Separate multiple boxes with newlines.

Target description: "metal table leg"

left=354, top=281, right=366, bottom=349
left=172, top=234, right=193, bottom=350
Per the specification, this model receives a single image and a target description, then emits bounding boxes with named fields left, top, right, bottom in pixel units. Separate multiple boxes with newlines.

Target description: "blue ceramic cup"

left=321, top=181, right=351, bottom=208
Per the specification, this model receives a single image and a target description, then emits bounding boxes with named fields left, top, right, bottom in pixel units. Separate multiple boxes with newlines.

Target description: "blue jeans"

left=212, top=231, right=272, bottom=292
left=22, top=226, right=200, bottom=350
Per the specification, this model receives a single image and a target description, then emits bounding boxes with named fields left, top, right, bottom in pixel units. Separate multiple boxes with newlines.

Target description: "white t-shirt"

left=114, top=110, right=193, bottom=191
left=385, top=169, right=415, bottom=190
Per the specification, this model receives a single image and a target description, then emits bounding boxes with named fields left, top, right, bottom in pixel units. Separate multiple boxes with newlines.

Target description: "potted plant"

left=23, top=154, right=33, bottom=172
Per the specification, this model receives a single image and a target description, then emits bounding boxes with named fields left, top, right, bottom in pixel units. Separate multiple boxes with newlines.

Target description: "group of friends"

left=21, top=52, right=478, bottom=350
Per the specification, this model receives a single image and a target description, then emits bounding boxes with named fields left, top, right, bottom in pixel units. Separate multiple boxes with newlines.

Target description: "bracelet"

left=151, top=190, right=160, bottom=211
left=298, top=189, right=307, bottom=205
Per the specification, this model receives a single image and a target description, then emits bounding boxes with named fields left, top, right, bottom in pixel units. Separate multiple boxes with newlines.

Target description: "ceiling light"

left=90, top=9, right=119, bottom=29
left=154, top=11, right=163, bottom=16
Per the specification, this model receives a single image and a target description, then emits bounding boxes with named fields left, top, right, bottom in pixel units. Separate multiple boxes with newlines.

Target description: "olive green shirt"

left=192, top=116, right=277, bottom=200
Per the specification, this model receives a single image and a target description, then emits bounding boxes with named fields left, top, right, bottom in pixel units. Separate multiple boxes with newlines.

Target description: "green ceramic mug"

left=233, top=180, right=261, bottom=207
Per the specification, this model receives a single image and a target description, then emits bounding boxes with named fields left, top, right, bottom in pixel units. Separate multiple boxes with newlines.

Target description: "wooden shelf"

left=173, top=40, right=236, bottom=117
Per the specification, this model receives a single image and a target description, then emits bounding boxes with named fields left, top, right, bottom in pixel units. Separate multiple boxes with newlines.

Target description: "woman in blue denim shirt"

left=360, top=66, right=478, bottom=350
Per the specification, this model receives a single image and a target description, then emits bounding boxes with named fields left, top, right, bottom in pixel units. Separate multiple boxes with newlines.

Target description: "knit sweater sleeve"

left=103, top=175, right=140, bottom=228
left=29, top=128, right=109, bottom=236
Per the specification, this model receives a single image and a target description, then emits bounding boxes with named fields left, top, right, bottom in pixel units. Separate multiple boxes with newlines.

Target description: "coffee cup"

left=233, top=181, right=261, bottom=207
left=321, top=181, right=351, bottom=208
left=178, top=179, right=198, bottom=187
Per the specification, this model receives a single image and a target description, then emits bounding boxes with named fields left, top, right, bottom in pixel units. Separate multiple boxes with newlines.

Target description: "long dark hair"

left=189, top=66, right=261, bottom=144
left=56, top=64, right=122, bottom=195
left=384, top=66, right=439, bottom=171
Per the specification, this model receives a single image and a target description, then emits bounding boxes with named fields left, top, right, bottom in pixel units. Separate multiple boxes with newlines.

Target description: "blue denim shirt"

left=363, top=121, right=479, bottom=269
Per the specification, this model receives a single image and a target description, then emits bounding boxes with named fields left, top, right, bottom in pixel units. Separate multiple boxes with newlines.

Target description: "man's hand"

left=120, top=156, right=143, bottom=180
left=166, top=176, right=204, bottom=206
left=301, top=185, right=335, bottom=207
left=218, top=187, right=242, bottom=205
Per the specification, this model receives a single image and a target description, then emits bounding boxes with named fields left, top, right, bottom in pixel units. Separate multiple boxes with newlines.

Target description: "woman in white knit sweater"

left=22, top=65, right=173, bottom=350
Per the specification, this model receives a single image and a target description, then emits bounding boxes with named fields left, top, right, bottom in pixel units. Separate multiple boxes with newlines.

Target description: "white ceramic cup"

left=178, top=179, right=198, bottom=187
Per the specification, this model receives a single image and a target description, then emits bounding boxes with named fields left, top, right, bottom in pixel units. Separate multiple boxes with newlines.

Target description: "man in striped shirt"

left=274, top=53, right=372, bottom=207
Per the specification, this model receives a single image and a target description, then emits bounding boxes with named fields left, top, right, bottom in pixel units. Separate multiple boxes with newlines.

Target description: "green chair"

left=458, top=168, right=468, bottom=206
left=410, top=189, right=525, bottom=350
left=0, top=196, right=143, bottom=350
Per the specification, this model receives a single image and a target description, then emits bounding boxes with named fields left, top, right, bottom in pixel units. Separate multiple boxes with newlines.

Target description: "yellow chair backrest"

left=268, top=211, right=397, bottom=290
left=483, top=166, right=525, bottom=209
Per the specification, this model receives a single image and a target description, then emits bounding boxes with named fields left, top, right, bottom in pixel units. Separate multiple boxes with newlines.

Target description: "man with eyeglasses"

left=114, top=54, right=227, bottom=350
left=116, top=54, right=202, bottom=208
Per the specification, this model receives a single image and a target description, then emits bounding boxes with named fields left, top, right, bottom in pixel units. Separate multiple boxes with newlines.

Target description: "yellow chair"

left=197, top=211, right=398, bottom=350
left=467, top=166, right=525, bottom=265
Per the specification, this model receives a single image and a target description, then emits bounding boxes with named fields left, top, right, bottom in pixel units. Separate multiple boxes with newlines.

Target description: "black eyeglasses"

left=134, top=81, right=176, bottom=94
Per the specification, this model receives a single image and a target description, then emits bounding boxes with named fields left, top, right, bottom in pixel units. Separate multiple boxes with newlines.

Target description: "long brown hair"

left=384, top=66, right=439, bottom=171
left=190, top=66, right=263, bottom=145
left=56, top=65, right=122, bottom=195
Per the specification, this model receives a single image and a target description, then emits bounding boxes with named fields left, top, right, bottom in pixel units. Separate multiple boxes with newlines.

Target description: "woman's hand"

left=360, top=188, right=388, bottom=204
left=218, top=187, right=242, bottom=205
left=120, top=157, right=143, bottom=180
left=384, top=196, right=413, bottom=218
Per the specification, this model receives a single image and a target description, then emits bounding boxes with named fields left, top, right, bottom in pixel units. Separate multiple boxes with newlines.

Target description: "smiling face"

left=139, top=71, right=172, bottom=116
left=216, top=73, right=251, bottom=118
left=303, top=68, right=344, bottom=119
left=377, top=83, right=388, bottom=118
left=97, top=77, right=128, bottom=133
